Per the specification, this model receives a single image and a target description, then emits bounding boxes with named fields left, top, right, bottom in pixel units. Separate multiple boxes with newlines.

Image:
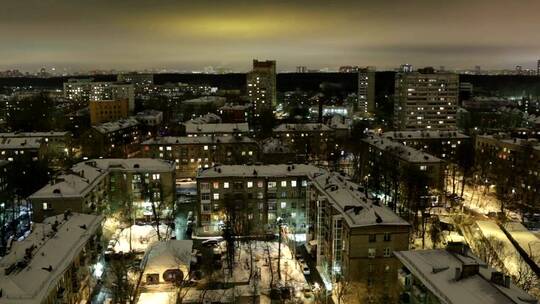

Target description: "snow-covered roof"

left=0, top=137, right=42, bottom=150
left=183, top=96, right=225, bottom=104
left=185, top=123, right=249, bottom=135
left=92, top=117, right=139, bottom=134
left=310, top=172, right=409, bottom=228
left=29, top=158, right=174, bottom=199
left=0, top=213, right=103, bottom=304
left=136, top=110, right=163, bottom=119
left=142, top=136, right=256, bottom=146
left=394, top=249, right=537, bottom=304
left=141, top=240, right=193, bottom=275
left=0, top=131, right=70, bottom=138
left=186, top=113, right=222, bottom=125
left=382, top=130, right=469, bottom=140
left=327, top=115, right=350, bottom=130
left=362, top=136, right=442, bottom=163
left=261, top=138, right=292, bottom=154
left=502, top=222, right=540, bottom=264
left=273, top=123, right=333, bottom=132
left=219, top=103, right=251, bottom=111
left=198, top=164, right=324, bottom=179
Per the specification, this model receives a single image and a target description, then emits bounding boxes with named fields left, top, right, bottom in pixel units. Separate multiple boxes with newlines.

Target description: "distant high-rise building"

left=474, top=65, right=481, bottom=75
left=516, top=65, right=523, bottom=75
left=537, top=59, right=540, bottom=76
left=400, top=64, right=413, bottom=73
left=357, top=68, right=376, bottom=116
left=394, top=68, right=459, bottom=130
left=247, top=60, right=276, bottom=117
left=296, top=66, right=308, bottom=73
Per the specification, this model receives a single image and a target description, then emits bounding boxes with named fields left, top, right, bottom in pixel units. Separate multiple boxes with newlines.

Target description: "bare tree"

left=473, top=236, right=506, bottom=270
left=335, top=275, right=352, bottom=304
left=108, top=256, right=136, bottom=304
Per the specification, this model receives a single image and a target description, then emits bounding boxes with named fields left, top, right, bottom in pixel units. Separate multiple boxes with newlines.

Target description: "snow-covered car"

left=303, top=266, right=311, bottom=275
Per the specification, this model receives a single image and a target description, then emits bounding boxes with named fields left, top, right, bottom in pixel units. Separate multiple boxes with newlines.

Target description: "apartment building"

left=81, top=117, right=140, bottom=158
left=308, top=171, right=410, bottom=303
left=247, top=60, right=277, bottom=117
left=360, top=136, right=445, bottom=202
left=0, top=131, right=72, bottom=165
left=394, top=69, right=459, bottom=130
left=0, top=137, right=45, bottom=162
left=273, top=123, right=335, bottom=161
left=195, top=164, right=410, bottom=302
left=0, top=212, right=104, bottom=304
left=141, top=136, right=259, bottom=178
left=475, top=134, right=540, bottom=212
left=29, top=158, right=175, bottom=222
left=357, top=68, right=376, bottom=116
left=196, top=164, right=324, bottom=234
left=381, top=130, right=470, bottom=161
left=63, top=78, right=135, bottom=111
left=218, top=103, right=252, bottom=123
left=89, top=99, right=129, bottom=125
left=395, top=244, right=537, bottom=304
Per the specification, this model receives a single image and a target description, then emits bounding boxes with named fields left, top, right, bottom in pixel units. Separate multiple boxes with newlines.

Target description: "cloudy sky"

left=1, top=0, right=539, bottom=72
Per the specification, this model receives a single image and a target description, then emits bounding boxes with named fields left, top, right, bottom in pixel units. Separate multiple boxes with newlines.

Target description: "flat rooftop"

left=362, top=136, right=442, bottom=163
left=142, top=136, right=256, bottom=146
left=0, top=213, right=103, bottom=304
left=395, top=249, right=537, bottom=304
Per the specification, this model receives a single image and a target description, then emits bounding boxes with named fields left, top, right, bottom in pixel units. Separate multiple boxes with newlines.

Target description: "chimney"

left=504, top=275, right=511, bottom=288
left=454, top=267, right=461, bottom=281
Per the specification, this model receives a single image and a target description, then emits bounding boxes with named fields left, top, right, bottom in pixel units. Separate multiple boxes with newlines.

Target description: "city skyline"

left=2, top=0, right=540, bottom=73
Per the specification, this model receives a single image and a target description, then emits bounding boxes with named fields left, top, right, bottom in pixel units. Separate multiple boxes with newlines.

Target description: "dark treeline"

left=0, top=72, right=539, bottom=97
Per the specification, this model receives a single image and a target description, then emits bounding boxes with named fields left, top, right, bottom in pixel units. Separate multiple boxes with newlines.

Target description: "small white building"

left=141, top=240, right=193, bottom=285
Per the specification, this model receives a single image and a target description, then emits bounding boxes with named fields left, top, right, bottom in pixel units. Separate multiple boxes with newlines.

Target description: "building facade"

left=141, top=136, right=259, bottom=179
left=29, top=159, right=175, bottom=222
left=394, top=69, right=459, bottom=130
left=273, top=123, right=335, bottom=162
left=357, top=68, right=376, bottom=116
left=89, top=99, right=129, bottom=125
left=81, top=118, right=140, bottom=158
left=247, top=60, right=276, bottom=117
left=381, top=130, right=470, bottom=161
left=0, top=213, right=103, bottom=304
left=475, top=134, right=540, bottom=213
left=63, top=78, right=135, bottom=111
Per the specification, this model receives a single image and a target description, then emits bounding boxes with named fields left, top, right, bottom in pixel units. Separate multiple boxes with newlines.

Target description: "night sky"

left=1, top=0, right=539, bottom=72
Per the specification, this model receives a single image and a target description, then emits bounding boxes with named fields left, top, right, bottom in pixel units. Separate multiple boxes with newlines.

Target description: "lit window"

left=268, top=181, right=276, bottom=188
left=213, top=193, right=220, bottom=200
left=420, top=165, right=427, bottom=171
left=291, top=180, right=297, bottom=187
left=257, top=181, right=264, bottom=188
left=204, top=145, right=208, bottom=151
left=224, top=182, right=229, bottom=189
left=213, top=182, right=219, bottom=189
left=280, top=202, right=287, bottom=209
left=42, top=202, right=51, bottom=210
left=368, top=248, right=376, bottom=258
left=281, top=181, right=287, bottom=187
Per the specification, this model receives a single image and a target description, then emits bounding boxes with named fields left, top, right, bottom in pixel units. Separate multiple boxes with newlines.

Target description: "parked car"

left=303, top=266, right=311, bottom=275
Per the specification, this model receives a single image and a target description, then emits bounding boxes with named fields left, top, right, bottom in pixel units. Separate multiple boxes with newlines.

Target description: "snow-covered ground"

left=112, top=224, right=174, bottom=254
